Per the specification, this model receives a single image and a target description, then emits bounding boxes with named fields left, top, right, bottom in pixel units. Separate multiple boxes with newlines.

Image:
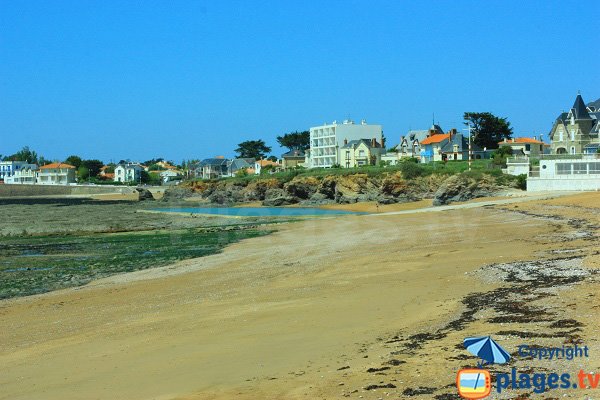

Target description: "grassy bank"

left=0, top=227, right=271, bottom=299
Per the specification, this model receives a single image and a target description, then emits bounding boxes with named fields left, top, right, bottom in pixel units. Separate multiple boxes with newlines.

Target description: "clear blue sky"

left=1, top=0, right=598, bottom=163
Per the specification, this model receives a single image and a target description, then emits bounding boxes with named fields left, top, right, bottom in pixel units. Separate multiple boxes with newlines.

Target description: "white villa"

left=528, top=156, right=600, bottom=191
left=4, top=164, right=38, bottom=184
left=36, top=163, right=76, bottom=185
left=0, top=161, right=33, bottom=182
left=305, top=119, right=383, bottom=168
left=114, top=163, right=144, bottom=183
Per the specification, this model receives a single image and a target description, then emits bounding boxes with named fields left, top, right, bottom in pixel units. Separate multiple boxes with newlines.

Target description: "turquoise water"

left=154, top=207, right=365, bottom=217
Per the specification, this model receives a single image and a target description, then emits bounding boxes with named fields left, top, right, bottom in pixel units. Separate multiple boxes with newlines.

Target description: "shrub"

left=516, top=174, right=527, bottom=190
left=399, top=161, right=425, bottom=179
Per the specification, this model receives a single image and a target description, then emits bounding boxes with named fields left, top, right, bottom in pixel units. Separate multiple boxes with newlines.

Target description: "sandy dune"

left=1, top=193, right=599, bottom=399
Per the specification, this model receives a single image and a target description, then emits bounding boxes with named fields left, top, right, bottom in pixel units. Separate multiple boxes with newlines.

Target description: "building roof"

left=571, top=94, right=591, bottom=120
left=340, top=138, right=383, bottom=149
left=256, top=159, right=280, bottom=167
left=229, top=158, right=254, bottom=171
left=498, top=137, right=545, bottom=145
left=200, top=158, right=229, bottom=167
left=40, top=162, right=75, bottom=169
left=420, top=133, right=451, bottom=145
left=282, top=149, right=305, bottom=158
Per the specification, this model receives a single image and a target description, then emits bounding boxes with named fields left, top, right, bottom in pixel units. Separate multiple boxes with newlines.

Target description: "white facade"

left=0, top=161, right=30, bottom=182
left=114, top=163, right=143, bottom=183
left=4, top=164, right=38, bottom=184
left=36, top=163, right=76, bottom=185
left=527, top=157, right=600, bottom=191
left=306, top=120, right=383, bottom=168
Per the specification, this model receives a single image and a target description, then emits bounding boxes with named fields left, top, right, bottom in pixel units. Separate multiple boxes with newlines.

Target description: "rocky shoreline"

left=162, top=171, right=523, bottom=207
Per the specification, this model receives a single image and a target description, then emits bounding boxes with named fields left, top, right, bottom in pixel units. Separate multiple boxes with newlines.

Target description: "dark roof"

left=571, top=94, right=591, bottom=120
left=439, top=134, right=483, bottom=153
left=200, top=158, right=229, bottom=167
left=229, top=158, right=253, bottom=171
left=340, top=139, right=382, bottom=149
left=281, top=149, right=305, bottom=158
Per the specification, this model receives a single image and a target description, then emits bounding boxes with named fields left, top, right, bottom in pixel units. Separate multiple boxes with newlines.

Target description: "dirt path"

left=0, top=193, right=598, bottom=400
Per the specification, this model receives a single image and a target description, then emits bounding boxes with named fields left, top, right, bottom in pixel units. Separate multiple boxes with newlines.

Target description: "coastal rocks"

left=244, top=179, right=282, bottom=201
left=160, top=186, right=196, bottom=202
left=432, top=174, right=499, bottom=206
left=261, top=188, right=299, bottom=206
left=283, top=176, right=319, bottom=199
left=135, top=187, right=155, bottom=201
left=334, top=174, right=380, bottom=203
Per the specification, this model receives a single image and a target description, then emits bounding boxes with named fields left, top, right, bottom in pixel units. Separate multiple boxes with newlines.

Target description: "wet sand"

left=0, top=193, right=598, bottom=399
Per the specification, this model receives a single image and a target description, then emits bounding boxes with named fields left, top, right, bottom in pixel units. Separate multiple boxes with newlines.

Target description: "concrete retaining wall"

left=0, top=184, right=137, bottom=197
left=527, top=177, right=600, bottom=192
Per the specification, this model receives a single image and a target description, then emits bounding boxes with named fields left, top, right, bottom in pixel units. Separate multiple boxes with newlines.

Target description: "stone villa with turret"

left=548, top=93, right=600, bottom=155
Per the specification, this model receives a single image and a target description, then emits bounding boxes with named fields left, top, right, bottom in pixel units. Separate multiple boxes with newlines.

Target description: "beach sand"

left=0, top=192, right=598, bottom=399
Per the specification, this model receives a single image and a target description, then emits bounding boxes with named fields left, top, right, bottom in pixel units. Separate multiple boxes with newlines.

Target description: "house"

left=227, top=158, right=255, bottom=176
left=420, top=129, right=485, bottom=162
left=399, top=125, right=445, bottom=159
left=114, top=163, right=144, bottom=183
left=498, top=137, right=548, bottom=157
left=254, top=159, right=281, bottom=175
left=0, top=161, right=31, bottom=182
left=305, top=119, right=383, bottom=168
left=281, top=149, right=305, bottom=169
left=548, top=93, right=600, bottom=155
left=339, top=138, right=385, bottom=168
left=36, top=162, right=76, bottom=185
left=159, top=169, right=183, bottom=183
left=198, top=157, right=230, bottom=179
left=527, top=156, right=600, bottom=191
left=4, top=164, right=38, bottom=184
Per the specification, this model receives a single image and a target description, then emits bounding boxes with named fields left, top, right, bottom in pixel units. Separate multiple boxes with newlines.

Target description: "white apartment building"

left=4, top=164, right=38, bottom=184
left=0, top=161, right=30, bottom=182
left=305, top=119, right=383, bottom=168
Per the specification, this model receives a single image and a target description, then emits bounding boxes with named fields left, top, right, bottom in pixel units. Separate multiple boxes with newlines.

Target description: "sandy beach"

left=1, top=193, right=599, bottom=399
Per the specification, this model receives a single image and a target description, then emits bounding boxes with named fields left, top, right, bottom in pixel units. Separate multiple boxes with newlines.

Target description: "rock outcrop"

left=162, top=170, right=518, bottom=207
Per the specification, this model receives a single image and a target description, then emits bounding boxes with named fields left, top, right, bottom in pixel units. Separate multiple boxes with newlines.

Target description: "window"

left=589, top=163, right=600, bottom=174
left=570, top=130, right=575, bottom=141
left=556, top=163, right=571, bottom=175
left=573, top=163, right=587, bottom=175
left=358, top=150, right=365, bottom=157
left=559, top=131, right=564, bottom=141
left=525, top=144, right=531, bottom=151
left=570, top=147, right=576, bottom=155
left=345, top=150, right=350, bottom=159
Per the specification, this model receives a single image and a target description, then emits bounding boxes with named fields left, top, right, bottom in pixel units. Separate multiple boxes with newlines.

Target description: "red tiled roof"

left=40, top=162, right=75, bottom=169
left=498, top=138, right=545, bottom=145
left=420, top=133, right=451, bottom=145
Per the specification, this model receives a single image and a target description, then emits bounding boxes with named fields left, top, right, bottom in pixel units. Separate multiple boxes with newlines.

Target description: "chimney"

left=344, top=138, right=348, bottom=145
left=533, top=135, right=537, bottom=141
left=503, top=138, right=507, bottom=143
left=382, top=137, right=386, bottom=148
left=512, top=138, right=515, bottom=143
left=371, top=138, right=376, bottom=148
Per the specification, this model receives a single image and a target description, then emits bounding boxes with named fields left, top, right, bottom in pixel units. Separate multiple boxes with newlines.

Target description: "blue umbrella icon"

left=464, top=336, right=511, bottom=366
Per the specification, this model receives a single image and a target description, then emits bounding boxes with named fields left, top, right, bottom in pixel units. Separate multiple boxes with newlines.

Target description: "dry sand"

left=1, top=193, right=599, bottom=399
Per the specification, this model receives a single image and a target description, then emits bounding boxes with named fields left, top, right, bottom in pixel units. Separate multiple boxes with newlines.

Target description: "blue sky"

left=1, top=0, right=598, bottom=163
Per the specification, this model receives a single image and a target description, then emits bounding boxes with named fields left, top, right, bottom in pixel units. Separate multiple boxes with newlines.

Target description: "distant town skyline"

left=1, top=0, right=598, bottom=162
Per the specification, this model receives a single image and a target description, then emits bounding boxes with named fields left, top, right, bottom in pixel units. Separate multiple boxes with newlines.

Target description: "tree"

left=235, top=140, right=271, bottom=160
left=266, top=155, right=278, bottom=162
left=65, top=155, right=83, bottom=169
left=463, top=112, right=513, bottom=149
left=8, top=146, right=39, bottom=163
left=276, top=131, right=310, bottom=151
left=77, top=166, right=90, bottom=181
left=82, top=159, right=104, bottom=177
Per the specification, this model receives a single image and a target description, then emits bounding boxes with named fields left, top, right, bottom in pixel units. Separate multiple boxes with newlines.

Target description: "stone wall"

left=0, top=184, right=137, bottom=197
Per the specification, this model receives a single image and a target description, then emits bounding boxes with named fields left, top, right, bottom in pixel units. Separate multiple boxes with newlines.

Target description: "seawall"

left=0, top=184, right=138, bottom=197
